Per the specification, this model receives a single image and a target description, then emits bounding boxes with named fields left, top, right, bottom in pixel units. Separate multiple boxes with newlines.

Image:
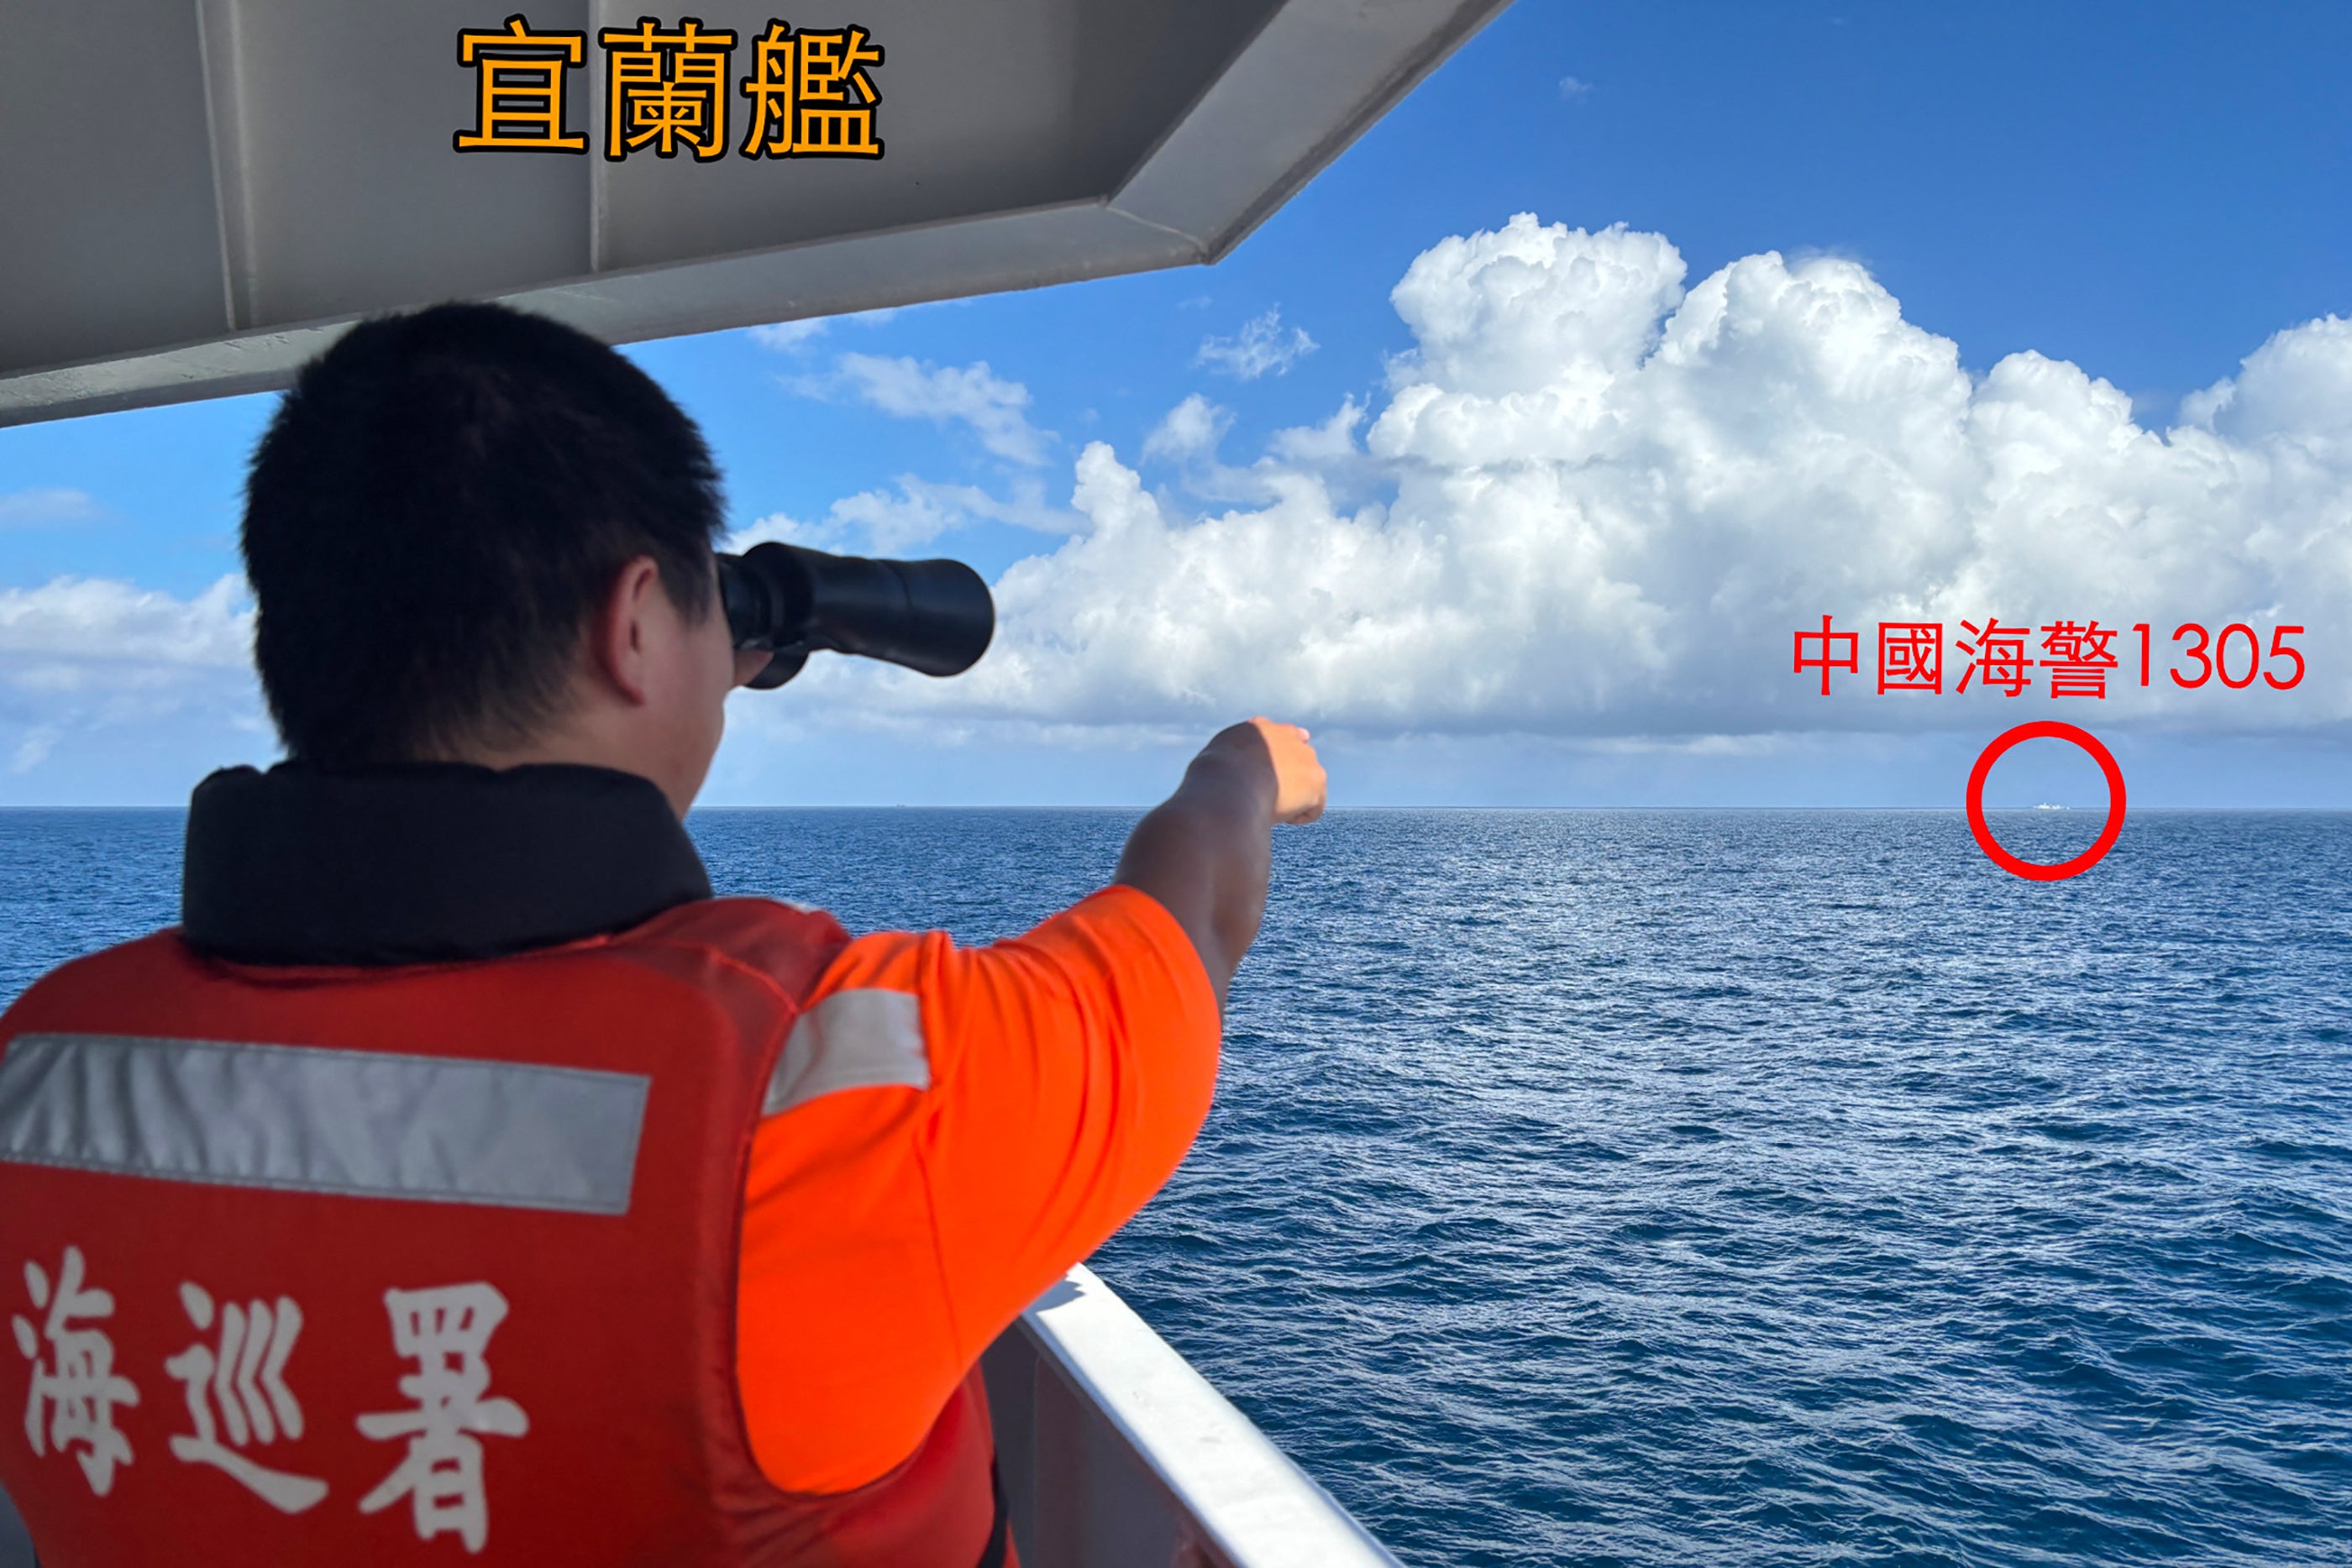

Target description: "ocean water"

left=3, top=807, right=2347, bottom=1566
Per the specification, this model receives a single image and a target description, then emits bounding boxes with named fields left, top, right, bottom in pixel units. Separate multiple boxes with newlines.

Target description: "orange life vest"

left=0, top=897, right=1005, bottom=1567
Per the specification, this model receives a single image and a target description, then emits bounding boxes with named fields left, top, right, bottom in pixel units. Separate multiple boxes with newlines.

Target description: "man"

left=0, top=303, right=1325, bottom=1565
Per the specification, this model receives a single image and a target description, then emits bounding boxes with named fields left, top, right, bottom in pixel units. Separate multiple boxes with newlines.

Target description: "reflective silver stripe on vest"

left=0, top=1033, right=648, bottom=1215
left=762, top=989, right=929, bottom=1117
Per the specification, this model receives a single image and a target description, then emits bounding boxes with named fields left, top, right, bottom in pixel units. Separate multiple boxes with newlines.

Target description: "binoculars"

left=717, top=543, right=995, bottom=690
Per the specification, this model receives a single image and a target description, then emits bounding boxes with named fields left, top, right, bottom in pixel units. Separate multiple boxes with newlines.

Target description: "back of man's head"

left=242, top=302, right=723, bottom=767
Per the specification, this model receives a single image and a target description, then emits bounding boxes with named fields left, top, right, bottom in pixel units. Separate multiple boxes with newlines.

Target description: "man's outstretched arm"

left=734, top=718, right=1325, bottom=1491
left=1114, top=717, right=1327, bottom=1009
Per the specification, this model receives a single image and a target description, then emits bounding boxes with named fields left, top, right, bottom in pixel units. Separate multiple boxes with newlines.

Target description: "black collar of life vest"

left=181, top=761, right=713, bottom=966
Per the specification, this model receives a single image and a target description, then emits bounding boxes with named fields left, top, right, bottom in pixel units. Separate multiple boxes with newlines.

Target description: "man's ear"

left=587, top=556, right=664, bottom=706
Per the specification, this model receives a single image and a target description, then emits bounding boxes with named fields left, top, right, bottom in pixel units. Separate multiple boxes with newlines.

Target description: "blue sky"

left=3, top=0, right=2350, bottom=807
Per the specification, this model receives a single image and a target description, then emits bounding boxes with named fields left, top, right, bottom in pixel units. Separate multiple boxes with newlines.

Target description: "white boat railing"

left=981, top=1264, right=1402, bottom=1568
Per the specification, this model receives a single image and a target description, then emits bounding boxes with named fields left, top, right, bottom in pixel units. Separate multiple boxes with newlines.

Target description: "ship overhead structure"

left=0, top=0, right=1507, bottom=427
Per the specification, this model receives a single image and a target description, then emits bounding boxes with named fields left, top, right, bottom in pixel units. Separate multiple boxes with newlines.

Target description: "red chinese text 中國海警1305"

left=1791, top=616, right=2306, bottom=696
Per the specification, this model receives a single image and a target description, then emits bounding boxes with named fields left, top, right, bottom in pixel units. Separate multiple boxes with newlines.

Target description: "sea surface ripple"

left=3, top=808, right=2346, bottom=1566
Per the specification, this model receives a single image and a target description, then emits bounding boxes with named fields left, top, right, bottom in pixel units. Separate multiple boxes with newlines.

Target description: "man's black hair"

left=242, top=302, right=725, bottom=766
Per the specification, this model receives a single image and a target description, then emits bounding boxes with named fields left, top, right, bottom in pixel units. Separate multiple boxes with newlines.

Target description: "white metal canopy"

left=0, top=0, right=1507, bottom=427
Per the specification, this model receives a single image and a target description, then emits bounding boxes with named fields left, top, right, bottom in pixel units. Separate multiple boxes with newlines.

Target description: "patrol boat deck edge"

left=984, top=1266, right=1400, bottom=1567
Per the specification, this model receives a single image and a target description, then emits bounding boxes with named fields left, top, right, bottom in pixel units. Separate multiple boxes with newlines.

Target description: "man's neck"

left=433, top=711, right=692, bottom=819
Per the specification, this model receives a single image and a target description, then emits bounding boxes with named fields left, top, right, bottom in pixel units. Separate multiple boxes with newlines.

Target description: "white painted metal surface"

left=983, top=1264, right=1400, bottom=1568
left=1, top=0, right=1509, bottom=427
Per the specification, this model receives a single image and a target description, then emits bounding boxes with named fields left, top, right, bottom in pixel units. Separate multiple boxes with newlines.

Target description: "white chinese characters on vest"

left=358, top=1284, right=530, bottom=1553
left=165, top=1281, right=328, bottom=1513
left=12, top=1248, right=528, bottom=1554
left=13, top=1246, right=138, bottom=1496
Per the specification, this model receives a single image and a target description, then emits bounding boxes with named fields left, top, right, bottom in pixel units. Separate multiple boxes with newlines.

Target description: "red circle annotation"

left=1965, top=721, right=2126, bottom=882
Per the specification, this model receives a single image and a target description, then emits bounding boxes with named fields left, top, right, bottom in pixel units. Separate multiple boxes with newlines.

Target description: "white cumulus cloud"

left=0, top=574, right=253, bottom=675
left=0, top=487, right=100, bottom=527
left=729, top=477, right=1079, bottom=557
left=0, top=574, right=264, bottom=779
left=821, top=354, right=1052, bottom=466
left=829, top=215, right=2352, bottom=740
left=1196, top=308, right=1318, bottom=380
left=748, top=319, right=828, bottom=352
left=11, top=725, right=59, bottom=774
left=1142, top=394, right=1233, bottom=464
left=746, top=307, right=905, bottom=355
